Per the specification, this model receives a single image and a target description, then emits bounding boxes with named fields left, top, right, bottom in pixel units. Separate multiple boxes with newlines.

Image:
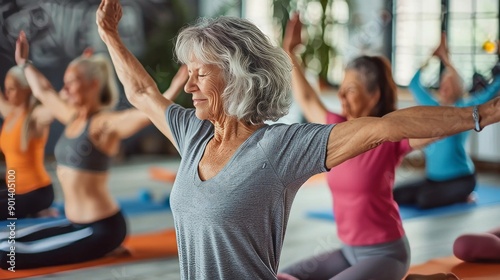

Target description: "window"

left=392, top=0, right=500, bottom=89
left=392, top=0, right=442, bottom=86
left=448, top=0, right=499, bottom=90
left=243, top=0, right=350, bottom=85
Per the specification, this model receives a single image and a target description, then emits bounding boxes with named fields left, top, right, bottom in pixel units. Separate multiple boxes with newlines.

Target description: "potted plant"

left=273, top=0, right=337, bottom=88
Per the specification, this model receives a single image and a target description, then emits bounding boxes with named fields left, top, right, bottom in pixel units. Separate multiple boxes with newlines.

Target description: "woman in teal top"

left=393, top=33, right=500, bottom=209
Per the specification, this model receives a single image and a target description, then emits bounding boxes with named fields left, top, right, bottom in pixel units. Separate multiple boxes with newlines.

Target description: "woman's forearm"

left=325, top=99, right=499, bottom=169
left=100, top=32, right=159, bottom=107
left=23, top=64, right=54, bottom=99
left=381, top=99, right=499, bottom=142
left=288, top=53, right=327, bottom=124
left=0, top=91, right=12, bottom=118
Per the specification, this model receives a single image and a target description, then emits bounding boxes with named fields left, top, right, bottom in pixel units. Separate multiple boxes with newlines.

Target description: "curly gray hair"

left=175, top=16, right=293, bottom=124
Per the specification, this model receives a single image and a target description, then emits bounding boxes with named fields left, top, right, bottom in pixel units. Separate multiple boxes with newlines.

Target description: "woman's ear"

left=370, top=89, right=381, bottom=111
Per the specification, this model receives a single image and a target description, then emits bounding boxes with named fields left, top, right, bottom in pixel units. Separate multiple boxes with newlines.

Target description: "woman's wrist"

left=99, top=29, right=120, bottom=44
left=18, top=60, right=32, bottom=70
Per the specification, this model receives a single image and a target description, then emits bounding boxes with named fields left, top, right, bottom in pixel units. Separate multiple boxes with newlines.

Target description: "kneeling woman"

left=0, top=31, right=187, bottom=269
left=0, top=66, right=55, bottom=220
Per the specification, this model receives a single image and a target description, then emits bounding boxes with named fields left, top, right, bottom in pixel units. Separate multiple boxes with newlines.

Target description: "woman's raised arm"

left=96, top=0, right=176, bottom=143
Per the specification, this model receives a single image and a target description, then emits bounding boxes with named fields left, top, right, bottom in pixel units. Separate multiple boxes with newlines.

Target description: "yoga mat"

left=0, top=195, right=171, bottom=228
left=0, top=229, right=178, bottom=280
left=307, top=185, right=500, bottom=221
left=149, top=167, right=177, bottom=183
left=406, top=255, right=500, bottom=279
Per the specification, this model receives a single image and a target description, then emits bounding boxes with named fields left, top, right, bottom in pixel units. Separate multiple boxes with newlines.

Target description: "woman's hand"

left=283, top=13, right=302, bottom=54
left=15, top=31, right=29, bottom=65
left=96, top=0, right=122, bottom=41
left=82, top=47, right=94, bottom=58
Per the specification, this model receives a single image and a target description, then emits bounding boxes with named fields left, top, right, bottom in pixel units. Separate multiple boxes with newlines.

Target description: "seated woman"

left=393, top=33, right=500, bottom=209
left=0, top=31, right=187, bottom=269
left=0, top=66, right=55, bottom=220
left=277, top=14, right=440, bottom=280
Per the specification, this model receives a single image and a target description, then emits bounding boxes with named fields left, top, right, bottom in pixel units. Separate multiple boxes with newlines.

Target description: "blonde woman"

left=0, top=31, right=187, bottom=269
left=0, top=66, right=55, bottom=220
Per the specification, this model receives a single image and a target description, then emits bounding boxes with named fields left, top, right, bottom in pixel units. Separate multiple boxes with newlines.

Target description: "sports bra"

left=54, top=118, right=111, bottom=172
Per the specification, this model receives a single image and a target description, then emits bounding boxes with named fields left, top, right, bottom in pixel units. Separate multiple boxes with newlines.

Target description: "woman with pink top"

left=278, top=14, right=436, bottom=280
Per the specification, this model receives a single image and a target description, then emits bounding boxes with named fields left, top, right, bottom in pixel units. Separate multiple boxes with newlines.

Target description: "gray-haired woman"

left=97, top=0, right=500, bottom=279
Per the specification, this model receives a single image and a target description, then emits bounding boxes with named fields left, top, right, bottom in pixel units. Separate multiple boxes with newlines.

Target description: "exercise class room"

left=0, top=0, right=500, bottom=279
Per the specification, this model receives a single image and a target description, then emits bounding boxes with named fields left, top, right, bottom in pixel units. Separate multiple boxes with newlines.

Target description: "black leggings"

left=0, top=211, right=127, bottom=270
left=393, top=174, right=476, bottom=209
left=0, top=180, right=55, bottom=220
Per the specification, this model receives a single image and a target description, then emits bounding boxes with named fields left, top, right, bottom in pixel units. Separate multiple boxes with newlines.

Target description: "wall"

left=0, top=0, right=193, bottom=156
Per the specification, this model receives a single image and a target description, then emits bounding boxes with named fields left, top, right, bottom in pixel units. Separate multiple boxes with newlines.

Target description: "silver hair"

left=175, top=16, right=293, bottom=124
left=7, top=66, right=30, bottom=88
left=69, top=54, right=119, bottom=110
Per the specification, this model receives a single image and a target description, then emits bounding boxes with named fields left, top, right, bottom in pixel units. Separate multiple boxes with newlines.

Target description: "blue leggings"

left=280, top=236, right=410, bottom=280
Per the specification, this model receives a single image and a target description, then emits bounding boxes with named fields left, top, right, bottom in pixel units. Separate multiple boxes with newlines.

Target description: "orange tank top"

left=0, top=112, right=51, bottom=194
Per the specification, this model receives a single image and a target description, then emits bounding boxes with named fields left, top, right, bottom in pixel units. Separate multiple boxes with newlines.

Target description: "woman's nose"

left=184, top=76, right=196, bottom=94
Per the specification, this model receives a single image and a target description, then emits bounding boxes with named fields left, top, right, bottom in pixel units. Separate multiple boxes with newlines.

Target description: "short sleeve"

left=260, top=123, right=335, bottom=186
left=165, top=104, right=204, bottom=155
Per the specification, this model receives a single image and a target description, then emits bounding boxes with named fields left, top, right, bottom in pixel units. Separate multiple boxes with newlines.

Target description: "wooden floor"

left=8, top=155, right=500, bottom=279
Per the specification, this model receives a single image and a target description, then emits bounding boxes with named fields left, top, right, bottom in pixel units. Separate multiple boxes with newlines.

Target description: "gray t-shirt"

left=166, top=104, right=334, bottom=279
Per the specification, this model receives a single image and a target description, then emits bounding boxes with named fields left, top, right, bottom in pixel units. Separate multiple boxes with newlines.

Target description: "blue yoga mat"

left=307, top=185, right=500, bottom=222
left=0, top=195, right=170, bottom=228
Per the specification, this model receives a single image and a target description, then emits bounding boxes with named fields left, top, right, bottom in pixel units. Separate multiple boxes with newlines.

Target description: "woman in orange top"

left=0, top=66, right=55, bottom=220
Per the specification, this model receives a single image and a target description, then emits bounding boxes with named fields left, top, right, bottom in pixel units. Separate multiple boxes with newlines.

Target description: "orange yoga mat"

left=149, top=167, right=177, bottom=183
left=406, top=255, right=500, bottom=279
left=0, top=229, right=178, bottom=280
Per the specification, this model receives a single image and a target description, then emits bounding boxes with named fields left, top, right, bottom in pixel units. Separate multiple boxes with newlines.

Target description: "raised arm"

left=0, top=88, right=13, bottom=118
left=464, top=74, right=500, bottom=106
left=408, top=70, right=439, bottom=106
left=162, top=65, right=188, bottom=100
left=102, top=65, right=188, bottom=140
left=325, top=98, right=500, bottom=169
left=96, top=0, right=175, bottom=144
left=283, top=13, right=328, bottom=124
left=15, top=31, right=76, bottom=124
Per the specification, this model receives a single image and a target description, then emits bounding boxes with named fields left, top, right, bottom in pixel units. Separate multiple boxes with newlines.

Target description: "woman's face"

left=63, top=65, right=98, bottom=107
left=338, top=70, right=379, bottom=120
left=184, top=58, right=226, bottom=122
left=4, top=74, right=31, bottom=107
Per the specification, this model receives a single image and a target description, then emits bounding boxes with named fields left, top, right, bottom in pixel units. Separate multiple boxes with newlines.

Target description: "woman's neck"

left=212, top=117, right=263, bottom=144
left=76, top=104, right=102, bottom=119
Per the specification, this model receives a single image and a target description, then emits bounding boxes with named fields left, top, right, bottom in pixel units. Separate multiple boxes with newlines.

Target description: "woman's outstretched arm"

left=325, top=98, right=500, bottom=169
